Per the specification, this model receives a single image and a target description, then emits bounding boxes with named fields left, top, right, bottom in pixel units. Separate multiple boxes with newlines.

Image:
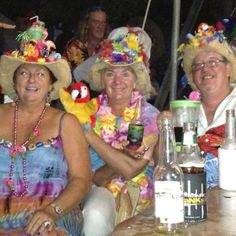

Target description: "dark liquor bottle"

left=179, top=122, right=207, bottom=223
left=219, top=109, right=236, bottom=190
left=153, top=118, right=184, bottom=233
left=127, top=97, right=144, bottom=150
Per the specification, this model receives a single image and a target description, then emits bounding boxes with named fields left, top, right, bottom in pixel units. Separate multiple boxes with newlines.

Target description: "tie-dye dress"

left=0, top=133, right=83, bottom=235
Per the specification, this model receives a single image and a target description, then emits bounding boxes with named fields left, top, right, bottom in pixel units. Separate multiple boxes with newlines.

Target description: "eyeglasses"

left=191, top=59, right=226, bottom=72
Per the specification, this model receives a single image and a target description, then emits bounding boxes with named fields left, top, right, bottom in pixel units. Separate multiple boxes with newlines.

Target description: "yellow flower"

left=123, top=107, right=135, bottom=121
left=125, top=33, right=139, bottom=51
left=38, top=58, right=46, bottom=62
left=24, top=44, right=35, bottom=56
left=107, top=183, right=121, bottom=198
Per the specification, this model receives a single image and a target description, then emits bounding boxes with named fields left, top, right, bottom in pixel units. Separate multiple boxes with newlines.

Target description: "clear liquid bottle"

left=219, top=109, right=236, bottom=190
left=127, top=97, right=144, bottom=150
left=153, top=118, right=184, bottom=234
left=178, top=122, right=207, bottom=223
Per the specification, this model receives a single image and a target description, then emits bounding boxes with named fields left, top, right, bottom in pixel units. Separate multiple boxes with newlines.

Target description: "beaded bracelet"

left=51, top=203, right=64, bottom=215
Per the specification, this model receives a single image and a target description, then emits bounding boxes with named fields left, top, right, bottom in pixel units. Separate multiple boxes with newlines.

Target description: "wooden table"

left=110, top=187, right=236, bottom=235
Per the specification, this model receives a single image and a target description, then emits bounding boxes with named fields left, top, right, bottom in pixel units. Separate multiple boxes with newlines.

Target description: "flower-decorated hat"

left=0, top=17, right=72, bottom=100
left=179, top=23, right=236, bottom=89
left=89, top=27, right=153, bottom=97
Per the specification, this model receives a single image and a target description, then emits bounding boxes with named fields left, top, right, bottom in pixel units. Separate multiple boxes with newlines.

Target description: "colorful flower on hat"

left=98, top=32, right=145, bottom=65
left=178, top=23, right=226, bottom=53
left=5, top=18, right=61, bottom=63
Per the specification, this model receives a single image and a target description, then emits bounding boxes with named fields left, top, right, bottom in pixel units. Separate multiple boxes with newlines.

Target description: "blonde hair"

left=89, top=62, right=153, bottom=98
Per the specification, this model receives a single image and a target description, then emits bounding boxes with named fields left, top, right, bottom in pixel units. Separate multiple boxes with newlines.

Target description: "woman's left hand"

left=122, top=142, right=149, bottom=160
left=25, top=208, right=56, bottom=235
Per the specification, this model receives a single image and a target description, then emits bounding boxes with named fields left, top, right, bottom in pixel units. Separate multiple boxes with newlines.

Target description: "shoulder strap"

left=59, top=113, right=67, bottom=136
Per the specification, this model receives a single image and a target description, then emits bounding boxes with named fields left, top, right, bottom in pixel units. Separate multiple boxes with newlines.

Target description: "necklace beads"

left=5, top=101, right=48, bottom=197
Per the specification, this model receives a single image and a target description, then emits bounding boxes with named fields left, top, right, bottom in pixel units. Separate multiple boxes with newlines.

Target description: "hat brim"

left=183, top=40, right=236, bottom=90
left=89, top=61, right=153, bottom=97
left=0, top=55, right=72, bottom=100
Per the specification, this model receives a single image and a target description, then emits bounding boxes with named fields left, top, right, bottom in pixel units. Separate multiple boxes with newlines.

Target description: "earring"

left=46, top=92, right=51, bottom=106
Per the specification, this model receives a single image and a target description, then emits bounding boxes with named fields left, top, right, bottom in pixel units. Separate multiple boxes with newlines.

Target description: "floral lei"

left=93, top=91, right=153, bottom=210
left=93, top=91, right=141, bottom=148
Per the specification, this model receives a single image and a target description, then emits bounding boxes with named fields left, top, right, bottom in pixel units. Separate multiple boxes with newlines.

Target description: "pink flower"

left=9, top=147, right=16, bottom=157
left=189, top=91, right=201, bottom=100
left=16, top=146, right=27, bottom=153
left=4, top=178, right=15, bottom=190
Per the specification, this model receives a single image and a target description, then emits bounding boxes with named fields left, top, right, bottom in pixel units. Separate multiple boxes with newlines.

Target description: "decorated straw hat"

left=89, top=27, right=154, bottom=97
left=179, top=23, right=236, bottom=90
left=0, top=18, right=71, bottom=100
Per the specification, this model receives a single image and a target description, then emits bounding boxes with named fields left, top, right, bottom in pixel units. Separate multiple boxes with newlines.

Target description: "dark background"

left=0, top=0, right=235, bottom=38
left=1, top=0, right=236, bottom=108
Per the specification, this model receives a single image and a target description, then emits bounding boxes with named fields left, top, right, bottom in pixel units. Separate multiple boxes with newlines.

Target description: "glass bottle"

left=219, top=109, right=236, bottom=190
left=153, top=118, right=184, bottom=234
left=178, top=122, right=207, bottom=223
left=127, top=97, right=144, bottom=150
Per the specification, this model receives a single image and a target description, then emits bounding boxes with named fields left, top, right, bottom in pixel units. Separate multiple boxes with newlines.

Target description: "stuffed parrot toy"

left=59, top=82, right=99, bottom=126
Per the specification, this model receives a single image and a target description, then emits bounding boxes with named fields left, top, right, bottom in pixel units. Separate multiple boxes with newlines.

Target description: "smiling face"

left=14, top=64, right=53, bottom=104
left=192, top=51, right=231, bottom=95
left=102, top=66, right=136, bottom=103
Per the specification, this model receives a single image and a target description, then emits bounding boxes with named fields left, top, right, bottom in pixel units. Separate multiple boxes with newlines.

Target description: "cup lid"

left=170, top=99, right=200, bottom=108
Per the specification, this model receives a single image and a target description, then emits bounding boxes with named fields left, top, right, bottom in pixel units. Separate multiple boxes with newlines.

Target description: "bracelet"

left=51, top=203, right=64, bottom=215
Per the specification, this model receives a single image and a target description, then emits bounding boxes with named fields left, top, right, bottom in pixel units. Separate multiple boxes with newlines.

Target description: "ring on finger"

left=43, top=220, right=52, bottom=229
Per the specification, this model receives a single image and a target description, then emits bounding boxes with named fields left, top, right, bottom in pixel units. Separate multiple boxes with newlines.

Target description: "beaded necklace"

left=4, top=101, right=48, bottom=197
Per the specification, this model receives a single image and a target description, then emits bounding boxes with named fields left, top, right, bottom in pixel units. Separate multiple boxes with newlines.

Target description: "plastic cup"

left=170, top=100, right=200, bottom=149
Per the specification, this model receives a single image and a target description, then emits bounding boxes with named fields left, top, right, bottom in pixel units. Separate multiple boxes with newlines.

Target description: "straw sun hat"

left=179, top=22, right=236, bottom=90
left=0, top=19, right=71, bottom=100
left=89, top=27, right=154, bottom=97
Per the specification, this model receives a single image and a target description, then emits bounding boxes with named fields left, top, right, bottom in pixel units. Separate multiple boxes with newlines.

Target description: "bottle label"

left=183, top=131, right=196, bottom=146
left=127, top=123, right=144, bottom=150
left=154, top=181, right=184, bottom=224
left=219, top=148, right=236, bottom=190
left=183, top=172, right=207, bottom=223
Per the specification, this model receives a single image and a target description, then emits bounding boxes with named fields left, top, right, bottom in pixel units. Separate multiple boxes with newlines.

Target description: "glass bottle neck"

left=158, top=120, right=177, bottom=165
left=223, top=110, right=236, bottom=149
left=132, top=97, right=142, bottom=124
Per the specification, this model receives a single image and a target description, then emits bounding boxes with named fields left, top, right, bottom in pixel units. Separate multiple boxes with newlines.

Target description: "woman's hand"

left=122, top=141, right=149, bottom=160
left=25, top=208, right=56, bottom=235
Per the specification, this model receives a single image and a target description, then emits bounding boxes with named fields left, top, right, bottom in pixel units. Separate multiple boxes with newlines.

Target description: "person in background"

left=63, top=5, right=109, bottom=100
left=178, top=22, right=236, bottom=188
left=80, top=27, right=159, bottom=236
left=0, top=19, right=91, bottom=235
left=63, top=5, right=109, bottom=71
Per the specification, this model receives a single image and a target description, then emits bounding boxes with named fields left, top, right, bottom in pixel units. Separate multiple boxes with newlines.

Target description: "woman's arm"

left=85, top=129, right=155, bottom=179
left=26, top=113, right=92, bottom=234
left=50, top=113, right=92, bottom=212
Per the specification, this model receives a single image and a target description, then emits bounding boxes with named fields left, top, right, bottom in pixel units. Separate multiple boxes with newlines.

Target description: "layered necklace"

left=4, top=101, right=48, bottom=197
